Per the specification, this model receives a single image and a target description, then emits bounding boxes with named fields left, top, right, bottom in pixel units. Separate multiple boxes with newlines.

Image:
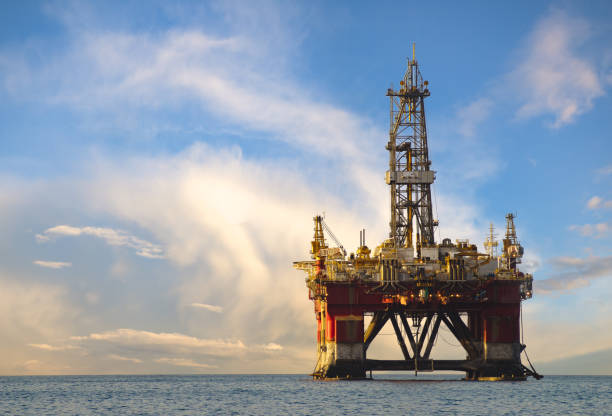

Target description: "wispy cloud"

left=456, top=98, right=493, bottom=138
left=22, top=360, right=42, bottom=371
left=597, top=165, right=612, bottom=176
left=154, top=357, right=216, bottom=369
left=190, top=303, right=223, bottom=313
left=36, top=225, right=164, bottom=259
left=536, top=255, right=612, bottom=293
left=569, top=223, right=610, bottom=238
left=434, top=96, right=502, bottom=183
left=71, top=328, right=247, bottom=357
left=1, top=26, right=381, bottom=165
left=107, top=354, right=142, bottom=364
left=509, top=9, right=605, bottom=127
left=33, top=260, right=72, bottom=269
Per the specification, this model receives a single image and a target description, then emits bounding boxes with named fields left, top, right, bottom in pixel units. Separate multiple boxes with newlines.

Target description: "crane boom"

left=321, top=218, right=346, bottom=257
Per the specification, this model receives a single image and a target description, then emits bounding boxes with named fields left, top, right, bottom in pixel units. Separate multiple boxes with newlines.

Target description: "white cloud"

left=586, top=196, right=612, bottom=210
left=262, top=343, right=283, bottom=351
left=569, top=223, right=610, bottom=238
left=33, top=260, right=72, bottom=269
left=190, top=303, right=223, bottom=313
left=597, top=165, right=612, bottom=176
left=510, top=10, right=605, bottom=127
left=37, top=225, right=164, bottom=259
left=587, top=196, right=603, bottom=209
left=154, top=357, right=216, bottom=369
left=536, top=255, right=612, bottom=293
left=108, top=354, right=142, bottom=363
left=77, top=144, right=384, bottom=350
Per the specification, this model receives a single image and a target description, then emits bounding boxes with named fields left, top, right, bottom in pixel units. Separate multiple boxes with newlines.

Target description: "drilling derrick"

left=387, top=51, right=435, bottom=248
left=294, top=52, right=541, bottom=381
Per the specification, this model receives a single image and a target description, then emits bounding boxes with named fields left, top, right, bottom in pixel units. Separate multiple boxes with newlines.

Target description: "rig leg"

left=312, top=305, right=366, bottom=379
left=464, top=305, right=529, bottom=380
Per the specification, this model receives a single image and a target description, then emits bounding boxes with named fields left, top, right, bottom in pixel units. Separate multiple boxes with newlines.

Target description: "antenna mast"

left=484, top=223, right=499, bottom=257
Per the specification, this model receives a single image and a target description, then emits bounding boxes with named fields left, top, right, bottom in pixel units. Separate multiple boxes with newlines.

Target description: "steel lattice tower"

left=386, top=50, right=436, bottom=248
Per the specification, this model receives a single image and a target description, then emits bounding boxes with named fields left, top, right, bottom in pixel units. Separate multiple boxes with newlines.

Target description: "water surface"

left=1, top=374, right=610, bottom=415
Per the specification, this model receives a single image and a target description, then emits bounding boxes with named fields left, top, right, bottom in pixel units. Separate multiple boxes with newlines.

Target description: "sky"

left=0, top=0, right=611, bottom=375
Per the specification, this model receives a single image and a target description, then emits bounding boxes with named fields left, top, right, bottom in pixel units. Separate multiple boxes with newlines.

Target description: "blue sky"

left=1, top=0, right=611, bottom=374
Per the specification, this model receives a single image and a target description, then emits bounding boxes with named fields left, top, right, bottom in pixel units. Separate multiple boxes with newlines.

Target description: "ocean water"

left=0, top=374, right=610, bottom=415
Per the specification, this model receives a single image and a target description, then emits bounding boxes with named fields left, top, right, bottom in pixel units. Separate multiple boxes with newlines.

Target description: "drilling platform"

left=294, top=53, right=541, bottom=381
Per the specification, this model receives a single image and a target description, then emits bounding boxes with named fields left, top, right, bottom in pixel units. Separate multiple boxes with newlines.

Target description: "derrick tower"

left=387, top=47, right=436, bottom=248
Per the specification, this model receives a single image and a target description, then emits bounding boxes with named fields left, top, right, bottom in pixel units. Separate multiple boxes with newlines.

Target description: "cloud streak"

left=28, top=343, right=78, bottom=351
left=33, top=260, right=72, bottom=269
left=190, top=303, right=223, bottom=313
left=108, top=354, right=142, bottom=364
left=37, top=225, right=164, bottom=259
left=536, top=255, right=612, bottom=293
left=569, top=223, right=610, bottom=238
left=154, top=357, right=216, bottom=369
left=71, top=328, right=247, bottom=357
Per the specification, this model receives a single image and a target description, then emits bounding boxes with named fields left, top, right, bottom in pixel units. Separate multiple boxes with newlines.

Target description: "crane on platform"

left=321, top=217, right=346, bottom=258
left=311, top=215, right=346, bottom=259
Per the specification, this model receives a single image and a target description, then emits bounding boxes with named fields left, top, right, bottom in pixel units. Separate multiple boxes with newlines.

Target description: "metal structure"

left=387, top=45, right=436, bottom=248
left=294, top=52, right=541, bottom=381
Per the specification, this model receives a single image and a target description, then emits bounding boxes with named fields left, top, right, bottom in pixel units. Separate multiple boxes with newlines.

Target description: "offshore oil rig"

left=294, top=52, right=541, bottom=381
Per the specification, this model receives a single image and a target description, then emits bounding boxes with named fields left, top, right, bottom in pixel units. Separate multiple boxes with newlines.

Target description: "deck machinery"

left=294, top=53, right=541, bottom=381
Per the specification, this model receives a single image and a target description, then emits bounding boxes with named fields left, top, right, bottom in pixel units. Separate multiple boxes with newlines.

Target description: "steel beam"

left=364, top=311, right=389, bottom=352
left=446, top=311, right=480, bottom=358
left=415, top=313, right=433, bottom=357
left=422, top=315, right=441, bottom=359
left=365, top=359, right=479, bottom=372
left=389, top=313, right=411, bottom=360
left=398, top=312, right=418, bottom=355
left=440, top=313, right=479, bottom=358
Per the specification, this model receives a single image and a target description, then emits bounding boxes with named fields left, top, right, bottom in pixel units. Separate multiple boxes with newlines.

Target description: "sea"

left=0, top=374, right=610, bottom=415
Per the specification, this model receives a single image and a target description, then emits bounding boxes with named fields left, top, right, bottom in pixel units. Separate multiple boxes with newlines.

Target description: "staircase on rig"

left=293, top=50, right=541, bottom=381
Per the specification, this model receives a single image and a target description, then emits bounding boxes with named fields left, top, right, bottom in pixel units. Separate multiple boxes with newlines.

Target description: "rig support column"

left=312, top=287, right=366, bottom=379
left=466, top=283, right=525, bottom=380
